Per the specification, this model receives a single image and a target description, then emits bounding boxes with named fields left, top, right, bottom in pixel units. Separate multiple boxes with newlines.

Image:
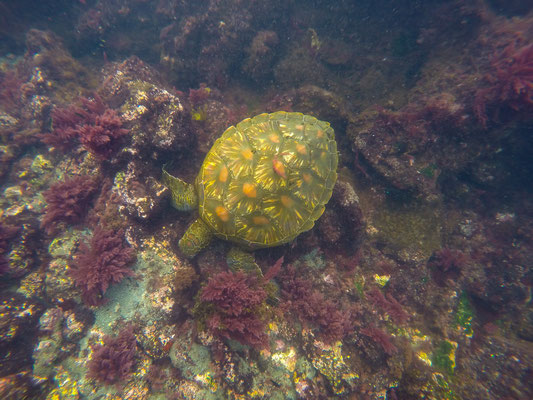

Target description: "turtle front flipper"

left=179, top=218, right=213, bottom=258
left=227, top=246, right=263, bottom=277
left=162, top=168, right=198, bottom=211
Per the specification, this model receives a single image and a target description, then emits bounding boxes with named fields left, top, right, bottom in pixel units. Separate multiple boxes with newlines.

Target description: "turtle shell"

left=196, top=111, right=338, bottom=249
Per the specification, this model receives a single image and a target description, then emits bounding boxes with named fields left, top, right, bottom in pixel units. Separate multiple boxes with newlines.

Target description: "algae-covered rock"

left=99, top=57, right=193, bottom=161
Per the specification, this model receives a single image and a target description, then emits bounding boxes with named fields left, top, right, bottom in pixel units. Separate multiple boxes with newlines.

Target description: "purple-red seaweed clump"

left=428, top=248, right=466, bottom=287
left=474, top=42, right=533, bottom=127
left=70, top=228, right=136, bottom=306
left=42, top=95, right=129, bottom=158
left=200, top=270, right=268, bottom=348
left=366, top=287, right=409, bottom=325
left=360, top=325, right=398, bottom=356
left=279, top=265, right=355, bottom=343
left=188, top=83, right=211, bottom=107
left=87, top=325, right=137, bottom=385
left=41, top=175, right=99, bottom=235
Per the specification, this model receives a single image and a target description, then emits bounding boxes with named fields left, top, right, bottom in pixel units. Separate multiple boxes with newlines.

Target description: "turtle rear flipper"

left=179, top=218, right=213, bottom=258
left=162, top=168, right=198, bottom=211
left=227, top=246, right=263, bottom=277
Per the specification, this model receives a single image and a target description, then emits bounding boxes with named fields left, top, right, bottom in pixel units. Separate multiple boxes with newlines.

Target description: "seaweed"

left=360, top=325, right=398, bottom=356
left=70, top=228, right=136, bottom=306
left=87, top=325, right=137, bottom=385
left=474, top=42, right=533, bottom=127
left=41, top=175, right=99, bottom=235
left=200, top=270, right=268, bottom=348
left=41, top=95, right=129, bottom=158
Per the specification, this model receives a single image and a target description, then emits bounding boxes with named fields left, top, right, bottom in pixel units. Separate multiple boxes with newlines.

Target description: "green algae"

left=432, top=340, right=457, bottom=375
left=454, top=292, right=474, bottom=337
left=373, top=201, right=442, bottom=258
left=354, top=275, right=366, bottom=298
left=299, top=248, right=326, bottom=270
left=48, top=229, right=89, bottom=259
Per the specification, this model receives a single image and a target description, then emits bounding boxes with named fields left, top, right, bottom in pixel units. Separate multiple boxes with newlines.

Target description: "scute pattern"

left=197, top=112, right=337, bottom=248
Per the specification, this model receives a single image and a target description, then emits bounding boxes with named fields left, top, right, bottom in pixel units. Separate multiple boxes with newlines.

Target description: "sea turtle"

left=163, top=111, right=338, bottom=271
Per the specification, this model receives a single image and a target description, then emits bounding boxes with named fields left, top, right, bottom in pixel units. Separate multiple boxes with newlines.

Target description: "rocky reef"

left=0, top=1, right=532, bottom=399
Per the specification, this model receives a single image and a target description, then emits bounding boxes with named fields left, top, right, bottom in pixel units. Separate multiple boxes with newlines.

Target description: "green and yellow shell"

left=196, top=111, right=338, bottom=248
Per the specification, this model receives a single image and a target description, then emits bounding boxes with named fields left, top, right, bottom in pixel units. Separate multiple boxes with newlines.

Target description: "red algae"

left=41, top=175, right=100, bottom=235
left=70, top=228, right=136, bottom=306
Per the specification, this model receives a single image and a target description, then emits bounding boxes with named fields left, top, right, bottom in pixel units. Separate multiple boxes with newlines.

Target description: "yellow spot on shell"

left=253, top=216, right=269, bottom=225
left=215, top=206, right=230, bottom=222
left=316, top=129, right=324, bottom=138
left=296, top=143, right=307, bottom=154
left=269, top=134, right=280, bottom=143
left=241, top=148, right=254, bottom=160
left=219, top=165, right=228, bottom=182
left=281, top=195, right=293, bottom=207
left=243, top=182, right=257, bottom=198
left=272, top=158, right=286, bottom=178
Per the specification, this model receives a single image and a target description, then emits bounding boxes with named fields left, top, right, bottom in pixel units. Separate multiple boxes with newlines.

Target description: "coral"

left=70, top=228, right=136, bottom=306
left=366, top=288, right=409, bottom=325
left=475, top=42, right=533, bottom=127
left=41, top=95, right=129, bottom=159
left=200, top=270, right=268, bottom=347
left=87, top=325, right=137, bottom=385
left=428, top=248, right=466, bottom=287
left=360, top=326, right=397, bottom=356
left=41, top=175, right=99, bottom=235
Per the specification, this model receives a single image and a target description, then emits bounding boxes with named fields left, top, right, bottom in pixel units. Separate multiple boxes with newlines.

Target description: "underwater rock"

left=23, top=29, right=94, bottom=104
left=317, top=177, right=365, bottom=251
left=0, top=217, right=41, bottom=279
left=44, top=259, right=75, bottom=304
left=113, top=161, right=169, bottom=221
left=458, top=333, right=533, bottom=398
left=243, top=30, right=279, bottom=82
left=0, top=292, right=44, bottom=376
left=348, top=109, right=441, bottom=202
left=158, top=0, right=285, bottom=85
left=0, top=371, right=37, bottom=399
left=319, top=38, right=355, bottom=67
left=33, top=308, right=67, bottom=380
left=0, top=145, right=15, bottom=182
left=274, top=44, right=328, bottom=89
left=303, top=339, right=359, bottom=395
left=100, top=56, right=162, bottom=104
left=99, top=57, right=194, bottom=160
left=169, top=329, right=217, bottom=393
left=124, top=82, right=193, bottom=158
left=0, top=222, right=20, bottom=276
